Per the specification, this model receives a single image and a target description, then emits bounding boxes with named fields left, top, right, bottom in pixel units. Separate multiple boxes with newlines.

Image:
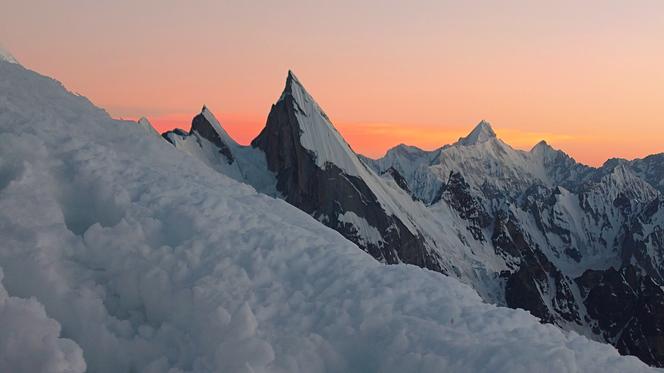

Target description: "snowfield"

left=0, top=57, right=659, bottom=372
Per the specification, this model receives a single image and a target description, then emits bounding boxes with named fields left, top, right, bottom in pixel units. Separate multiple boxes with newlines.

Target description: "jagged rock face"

left=252, top=73, right=442, bottom=270
left=493, top=211, right=581, bottom=325
left=382, top=167, right=412, bottom=195
left=492, top=171, right=664, bottom=366
left=434, top=171, right=491, bottom=241
left=576, top=266, right=664, bottom=366
left=622, top=198, right=664, bottom=283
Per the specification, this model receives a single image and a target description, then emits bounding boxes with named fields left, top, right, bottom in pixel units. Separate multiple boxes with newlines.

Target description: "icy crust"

left=0, top=60, right=658, bottom=372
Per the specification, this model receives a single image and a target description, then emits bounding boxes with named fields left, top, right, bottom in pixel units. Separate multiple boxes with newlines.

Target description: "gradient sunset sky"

left=2, top=1, right=663, bottom=165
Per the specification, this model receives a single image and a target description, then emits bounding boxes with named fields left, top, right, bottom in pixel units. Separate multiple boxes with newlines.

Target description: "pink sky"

left=2, top=1, right=663, bottom=165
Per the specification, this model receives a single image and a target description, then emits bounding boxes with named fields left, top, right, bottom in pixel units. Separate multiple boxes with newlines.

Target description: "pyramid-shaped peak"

left=531, top=140, right=554, bottom=153
left=190, top=105, right=237, bottom=148
left=287, top=69, right=299, bottom=82
left=254, top=70, right=367, bottom=177
left=280, top=69, right=312, bottom=107
left=458, top=120, right=497, bottom=145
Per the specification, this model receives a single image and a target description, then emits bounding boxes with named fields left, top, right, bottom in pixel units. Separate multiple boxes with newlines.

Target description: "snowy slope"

left=0, top=56, right=659, bottom=372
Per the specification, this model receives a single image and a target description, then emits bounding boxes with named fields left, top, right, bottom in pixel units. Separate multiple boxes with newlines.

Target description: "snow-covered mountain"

left=162, top=70, right=664, bottom=367
left=3, top=50, right=663, bottom=372
left=162, top=106, right=277, bottom=194
left=600, top=154, right=664, bottom=195
left=167, top=72, right=445, bottom=270
left=364, top=121, right=595, bottom=204
left=366, top=122, right=664, bottom=366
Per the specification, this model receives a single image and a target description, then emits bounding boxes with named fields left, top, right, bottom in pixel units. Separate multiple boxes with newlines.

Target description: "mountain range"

left=0, top=48, right=662, bottom=371
left=163, top=70, right=664, bottom=367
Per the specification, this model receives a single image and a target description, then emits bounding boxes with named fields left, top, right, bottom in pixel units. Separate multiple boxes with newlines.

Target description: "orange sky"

left=2, top=1, right=663, bottom=165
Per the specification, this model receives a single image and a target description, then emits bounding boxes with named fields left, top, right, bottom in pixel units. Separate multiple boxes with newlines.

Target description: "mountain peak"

left=280, top=70, right=313, bottom=111
left=458, top=120, right=496, bottom=145
left=530, top=140, right=554, bottom=154
left=190, top=105, right=237, bottom=148
left=255, top=70, right=369, bottom=178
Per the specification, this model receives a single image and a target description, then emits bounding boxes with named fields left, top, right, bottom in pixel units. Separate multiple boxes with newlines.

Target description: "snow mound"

left=0, top=59, right=658, bottom=372
left=0, top=268, right=86, bottom=373
left=0, top=46, right=18, bottom=65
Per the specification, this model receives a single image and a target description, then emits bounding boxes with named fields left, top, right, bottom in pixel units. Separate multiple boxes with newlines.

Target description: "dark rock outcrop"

left=383, top=167, right=412, bottom=195
left=434, top=171, right=491, bottom=241
left=576, top=266, right=664, bottom=366
left=493, top=211, right=581, bottom=325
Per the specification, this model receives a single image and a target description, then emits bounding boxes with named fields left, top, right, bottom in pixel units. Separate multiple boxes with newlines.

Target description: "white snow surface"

left=0, top=60, right=659, bottom=372
left=0, top=46, right=18, bottom=64
left=0, top=268, right=86, bottom=373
